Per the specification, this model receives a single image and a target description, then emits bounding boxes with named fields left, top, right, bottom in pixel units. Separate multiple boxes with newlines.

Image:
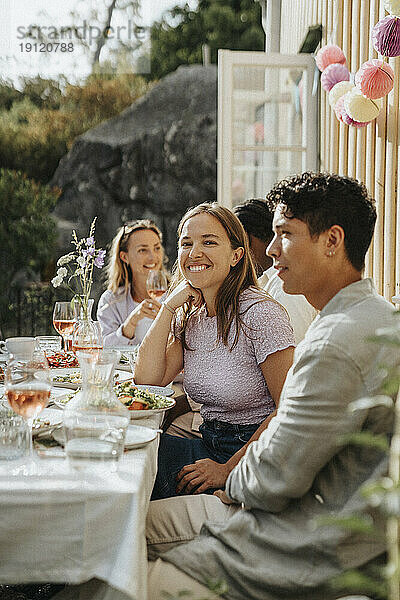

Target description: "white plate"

left=51, top=368, right=82, bottom=389
left=127, top=397, right=176, bottom=420
left=32, top=407, right=63, bottom=435
left=52, top=390, right=77, bottom=408
left=52, top=423, right=158, bottom=449
left=51, top=368, right=132, bottom=390
left=134, top=384, right=174, bottom=397
left=52, top=389, right=176, bottom=418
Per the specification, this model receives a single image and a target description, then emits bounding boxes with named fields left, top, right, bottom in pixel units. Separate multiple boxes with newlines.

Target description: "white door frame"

left=217, top=49, right=318, bottom=207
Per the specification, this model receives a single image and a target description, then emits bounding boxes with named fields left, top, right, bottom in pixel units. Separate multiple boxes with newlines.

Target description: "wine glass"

left=5, top=349, right=51, bottom=469
left=53, top=301, right=75, bottom=351
left=146, top=270, right=168, bottom=300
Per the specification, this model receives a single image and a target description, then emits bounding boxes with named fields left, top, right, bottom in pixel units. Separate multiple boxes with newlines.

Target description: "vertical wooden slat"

left=355, top=0, right=369, bottom=185
left=373, top=95, right=387, bottom=296
left=347, top=0, right=360, bottom=179
left=383, top=57, right=399, bottom=300
left=338, top=0, right=352, bottom=176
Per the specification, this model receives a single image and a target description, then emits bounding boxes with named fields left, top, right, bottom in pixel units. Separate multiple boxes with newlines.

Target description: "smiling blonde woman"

left=97, top=220, right=169, bottom=347
left=135, top=203, right=295, bottom=499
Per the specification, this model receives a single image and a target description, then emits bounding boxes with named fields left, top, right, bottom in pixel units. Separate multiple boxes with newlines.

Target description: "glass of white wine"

left=146, top=270, right=168, bottom=301
left=5, top=348, right=51, bottom=470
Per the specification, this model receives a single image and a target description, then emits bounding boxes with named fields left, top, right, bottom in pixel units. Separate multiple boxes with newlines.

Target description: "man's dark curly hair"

left=265, top=172, right=377, bottom=272
left=233, top=198, right=273, bottom=244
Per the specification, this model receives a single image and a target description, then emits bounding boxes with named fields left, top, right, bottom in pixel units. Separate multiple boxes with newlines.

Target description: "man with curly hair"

left=146, top=172, right=396, bottom=600
left=234, top=198, right=317, bottom=344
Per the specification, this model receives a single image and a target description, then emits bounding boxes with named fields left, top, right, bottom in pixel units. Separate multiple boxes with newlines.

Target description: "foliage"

left=148, top=0, right=264, bottom=80
left=0, top=73, right=152, bottom=182
left=161, top=577, right=228, bottom=599
left=0, top=168, right=60, bottom=331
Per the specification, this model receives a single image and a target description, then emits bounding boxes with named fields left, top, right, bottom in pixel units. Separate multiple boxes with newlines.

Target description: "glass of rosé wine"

left=53, top=301, right=75, bottom=351
left=146, top=270, right=168, bottom=301
left=5, top=347, right=51, bottom=468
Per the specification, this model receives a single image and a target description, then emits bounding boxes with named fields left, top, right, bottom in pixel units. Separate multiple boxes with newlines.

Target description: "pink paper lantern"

left=372, top=15, right=400, bottom=57
left=334, top=96, right=346, bottom=122
left=355, top=59, right=394, bottom=99
left=321, top=63, right=350, bottom=92
left=315, top=45, right=346, bottom=72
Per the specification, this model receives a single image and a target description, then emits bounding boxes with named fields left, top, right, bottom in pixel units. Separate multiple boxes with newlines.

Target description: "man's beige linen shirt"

left=161, top=279, right=397, bottom=600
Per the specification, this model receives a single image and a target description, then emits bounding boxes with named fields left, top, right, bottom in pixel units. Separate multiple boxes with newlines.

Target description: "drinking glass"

left=5, top=350, right=51, bottom=469
left=53, top=302, right=75, bottom=351
left=146, top=270, right=168, bottom=300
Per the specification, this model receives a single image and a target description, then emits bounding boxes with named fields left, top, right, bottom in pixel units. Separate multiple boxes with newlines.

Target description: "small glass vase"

left=63, top=349, right=130, bottom=471
left=72, top=298, right=102, bottom=354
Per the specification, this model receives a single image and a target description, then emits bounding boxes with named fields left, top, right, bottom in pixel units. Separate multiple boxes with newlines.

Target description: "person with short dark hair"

left=234, top=198, right=316, bottom=344
left=145, top=173, right=397, bottom=600
left=233, top=199, right=273, bottom=275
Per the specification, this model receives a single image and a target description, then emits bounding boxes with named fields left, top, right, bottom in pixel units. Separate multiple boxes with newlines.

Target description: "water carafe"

left=63, top=349, right=129, bottom=471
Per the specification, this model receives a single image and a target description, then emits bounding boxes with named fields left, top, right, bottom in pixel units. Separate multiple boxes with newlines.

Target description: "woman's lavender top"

left=97, top=288, right=154, bottom=347
left=181, top=288, right=295, bottom=425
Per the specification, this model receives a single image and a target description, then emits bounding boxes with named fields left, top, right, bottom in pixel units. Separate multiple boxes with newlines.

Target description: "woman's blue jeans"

left=152, top=419, right=260, bottom=500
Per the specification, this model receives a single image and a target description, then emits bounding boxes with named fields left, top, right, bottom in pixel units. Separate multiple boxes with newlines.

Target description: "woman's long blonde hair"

left=171, top=203, right=266, bottom=350
left=105, top=220, right=167, bottom=295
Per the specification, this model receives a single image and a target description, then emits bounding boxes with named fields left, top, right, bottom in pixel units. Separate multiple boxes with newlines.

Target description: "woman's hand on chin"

left=165, top=280, right=203, bottom=311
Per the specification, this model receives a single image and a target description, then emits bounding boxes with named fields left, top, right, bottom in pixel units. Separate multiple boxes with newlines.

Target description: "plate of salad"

left=51, top=368, right=132, bottom=390
left=115, top=381, right=175, bottom=419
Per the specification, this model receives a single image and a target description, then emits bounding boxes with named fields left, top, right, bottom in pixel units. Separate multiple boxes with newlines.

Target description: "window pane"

left=231, top=149, right=304, bottom=206
left=232, top=65, right=306, bottom=150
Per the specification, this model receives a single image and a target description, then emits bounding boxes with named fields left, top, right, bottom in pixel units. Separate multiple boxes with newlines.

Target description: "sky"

left=0, top=0, right=197, bottom=83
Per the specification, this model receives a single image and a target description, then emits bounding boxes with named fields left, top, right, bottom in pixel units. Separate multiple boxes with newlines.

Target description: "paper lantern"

left=384, top=0, right=400, bottom=17
left=321, top=63, right=350, bottom=92
left=372, top=15, right=400, bottom=57
left=315, top=45, right=346, bottom=72
left=344, top=89, right=382, bottom=122
left=355, top=59, right=394, bottom=98
left=341, top=107, right=370, bottom=128
left=329, top=81, right=354, bottom=107
left=334, top=96, right=346, bottom=122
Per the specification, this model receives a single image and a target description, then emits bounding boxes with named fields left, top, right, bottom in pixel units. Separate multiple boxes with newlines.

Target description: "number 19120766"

left=19, top=42, right=74, bottom=52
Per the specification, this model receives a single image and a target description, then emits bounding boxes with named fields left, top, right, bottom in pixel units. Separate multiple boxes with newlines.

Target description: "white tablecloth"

left=0, top=411, right=162, bottom=600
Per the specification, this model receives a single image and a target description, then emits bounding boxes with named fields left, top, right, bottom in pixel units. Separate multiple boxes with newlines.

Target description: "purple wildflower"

left=86, top=237, right=95, bottom=246
left=83, top=247, right=96, bottom=258
left=94, top=250, right=106, bottom=268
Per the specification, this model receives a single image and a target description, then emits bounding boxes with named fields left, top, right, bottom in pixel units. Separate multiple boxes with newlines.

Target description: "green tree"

left=0, top=73, right=151, bottom=182
left=0, top=169, right=60, bottom=330
left=148, top=0, right=264, bottom=80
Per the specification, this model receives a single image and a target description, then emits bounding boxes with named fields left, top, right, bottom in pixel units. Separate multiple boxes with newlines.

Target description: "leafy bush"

left=0, top=168, right=60, bottom=332
left=0, top=74, right=152, bottom=182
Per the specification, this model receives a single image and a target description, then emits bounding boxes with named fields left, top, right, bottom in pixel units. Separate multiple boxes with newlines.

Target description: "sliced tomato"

left=128, top=400, right=148, bottom=410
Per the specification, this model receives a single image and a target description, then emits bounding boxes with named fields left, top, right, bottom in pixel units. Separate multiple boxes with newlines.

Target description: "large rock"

left=51, top=65, right=217, bottom=296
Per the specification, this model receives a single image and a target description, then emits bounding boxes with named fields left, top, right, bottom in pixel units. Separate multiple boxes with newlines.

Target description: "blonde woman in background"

left=97, top=220, right=169, bottom=347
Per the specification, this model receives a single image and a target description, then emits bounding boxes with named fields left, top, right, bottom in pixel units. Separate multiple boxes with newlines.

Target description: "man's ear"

left=231, top=247, right=244, bottom=266
left=326, top=225, right=345, bottom=256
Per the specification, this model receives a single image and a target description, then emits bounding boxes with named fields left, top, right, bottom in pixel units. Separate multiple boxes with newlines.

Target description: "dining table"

left=0, top=364, right=184, bottom=600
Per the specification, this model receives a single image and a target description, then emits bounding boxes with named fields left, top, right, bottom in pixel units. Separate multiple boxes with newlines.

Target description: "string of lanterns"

left=316, top=0, right=399, bottom=128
